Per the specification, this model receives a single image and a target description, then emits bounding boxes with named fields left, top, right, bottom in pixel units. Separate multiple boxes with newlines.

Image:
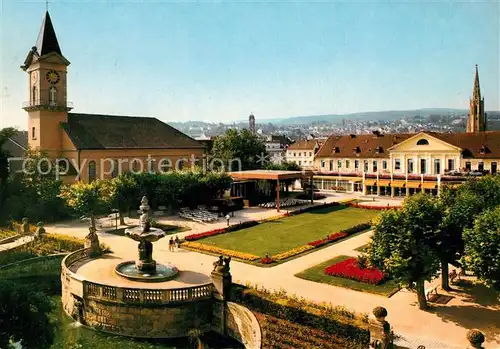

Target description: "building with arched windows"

left=20, top=11, right=205, bottom=182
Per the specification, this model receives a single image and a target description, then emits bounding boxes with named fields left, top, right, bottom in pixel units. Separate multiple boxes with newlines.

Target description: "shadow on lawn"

left=300, top=205, right=350, bottom=215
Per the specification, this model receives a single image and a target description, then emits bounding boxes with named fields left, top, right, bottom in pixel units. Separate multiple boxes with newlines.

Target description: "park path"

left=44, top=194, right=499, bottom=349
left=0, top=235, right=34, bottom=252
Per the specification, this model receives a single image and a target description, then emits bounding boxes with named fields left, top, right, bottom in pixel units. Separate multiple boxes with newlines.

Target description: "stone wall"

left=82, top=298, right=213, bottom=338
left=224, top=302, right=262, bottom=349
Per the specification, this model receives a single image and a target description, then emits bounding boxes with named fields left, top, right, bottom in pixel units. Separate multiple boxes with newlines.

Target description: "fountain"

left=115, top=196, right=179, bottom=282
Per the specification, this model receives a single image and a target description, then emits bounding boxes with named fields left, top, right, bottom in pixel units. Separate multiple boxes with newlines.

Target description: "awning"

left=364, top=179, right=377, bottom=186
left=351, top=178, right=362, bottom=183
left=422, top=182, right=437, bottom=189
left=391, top=180, right=406, bottom=188
left=406, top=181, right=421, bottom=188
left=378, top=180, right=391, bottom=186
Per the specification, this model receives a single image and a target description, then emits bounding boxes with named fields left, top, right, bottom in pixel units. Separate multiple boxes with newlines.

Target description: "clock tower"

left=21, top=10, right=71, bottom=156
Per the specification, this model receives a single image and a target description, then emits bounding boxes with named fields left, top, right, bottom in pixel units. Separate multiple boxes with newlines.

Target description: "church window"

left=88, top=161, right=97, bottom=182
left=32, top=86, right=37, bottom=104
left=49, top=86, right=58, bottom=105
left=416, top=139, right=429, bottom=145
left=32, top=127, right=36, bottom=140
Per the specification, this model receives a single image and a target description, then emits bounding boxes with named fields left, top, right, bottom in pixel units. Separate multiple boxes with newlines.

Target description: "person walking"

left=174, top=235, right=180, bottom=250
left=169, top=237, right=174, bottom=252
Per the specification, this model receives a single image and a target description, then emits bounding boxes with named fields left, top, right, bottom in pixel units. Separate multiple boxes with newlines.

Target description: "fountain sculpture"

left=115, top=196, right=179, bottom=282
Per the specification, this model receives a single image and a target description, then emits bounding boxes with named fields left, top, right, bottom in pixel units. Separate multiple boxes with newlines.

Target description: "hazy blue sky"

left=1, top=1, right=499, bottom=129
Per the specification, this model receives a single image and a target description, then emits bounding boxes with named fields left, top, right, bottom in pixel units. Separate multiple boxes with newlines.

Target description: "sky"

left=1, top=0, right=499, bottom=129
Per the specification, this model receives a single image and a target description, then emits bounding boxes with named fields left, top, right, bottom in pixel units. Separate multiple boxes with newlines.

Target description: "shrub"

left=181, top=241, right=260, bottom=261
left=324, top=257, right=385, bottom=285
left=272, top=245, right=315, bottom=261
left=466, top=329, right=485, bottom=344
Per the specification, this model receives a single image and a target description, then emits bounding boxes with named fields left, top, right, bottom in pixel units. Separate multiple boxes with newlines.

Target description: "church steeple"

left=466, top=65, right=486, bottom=133
left=35, top=11, right=62, bottom=56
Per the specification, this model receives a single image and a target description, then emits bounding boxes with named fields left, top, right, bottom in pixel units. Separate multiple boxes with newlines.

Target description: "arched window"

left=88, top=161, right=97, bottom=182
left=416, top=139, right=429, bottom=145
left=49, top=86, right=57, bottom=105
left=32, top=86, right=37, bottom=104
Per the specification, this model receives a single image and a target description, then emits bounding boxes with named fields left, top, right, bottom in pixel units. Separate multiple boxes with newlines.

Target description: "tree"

left=437, top=176, right=500, bottom=290
left=59, top=181, right=110, bottom=228
left=211, top=129, right=267, bottom=170
left=0, top=128, right=17, bottom=206
left=369, top=194, right=441, bottom=309
left=0, top=280, right=55, bottom=349
left=462, top=206, right=500, bottom=289
left=110, top=174, right=139, bottom=224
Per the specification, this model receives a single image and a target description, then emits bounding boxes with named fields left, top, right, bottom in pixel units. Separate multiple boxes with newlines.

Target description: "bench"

left=425, top=285, right=439, bottom=301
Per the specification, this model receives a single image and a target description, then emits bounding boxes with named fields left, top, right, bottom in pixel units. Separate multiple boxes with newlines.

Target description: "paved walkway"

left=0, top=235, right=34, bottom=252
left=44, top=194, right=499, bottom=348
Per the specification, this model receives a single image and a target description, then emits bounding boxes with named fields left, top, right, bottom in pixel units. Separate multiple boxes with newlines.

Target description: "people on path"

left=169, top=237, right=174, bottom=252
left=174, top=235, right=180, bottom=250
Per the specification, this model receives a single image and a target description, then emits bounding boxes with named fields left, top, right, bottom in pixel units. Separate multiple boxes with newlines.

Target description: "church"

left=21, top=11, right=205, bottom=182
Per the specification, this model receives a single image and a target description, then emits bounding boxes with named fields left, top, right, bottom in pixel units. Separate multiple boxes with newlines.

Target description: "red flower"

left=260, top=256, right=275, bottom=264
left=185, top=228, right=226, bottom=241
left=324, top=257, right=385, bottom=284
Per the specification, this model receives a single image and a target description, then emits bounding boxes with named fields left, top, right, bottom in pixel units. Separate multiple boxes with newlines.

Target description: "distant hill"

left=272, top=108, right=470, bottom=125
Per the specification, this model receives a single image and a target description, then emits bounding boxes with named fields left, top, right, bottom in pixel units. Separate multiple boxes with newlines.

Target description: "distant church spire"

left=249, top=113, right=256, bottom=134
left=467, top=65, right=486, bottom=133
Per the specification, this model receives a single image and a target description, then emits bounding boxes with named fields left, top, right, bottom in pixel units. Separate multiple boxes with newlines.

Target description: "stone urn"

left=372, top=306, right=388, bottom=322
left=467, top=329, right=485, bottom=348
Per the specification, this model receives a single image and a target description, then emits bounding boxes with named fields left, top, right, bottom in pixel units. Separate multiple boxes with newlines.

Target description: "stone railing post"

left=466, top=329, right=485, bottom=349
left=370, top=306, right=392, bottom=349
left=22, top=217, right=30, bottom=235
left=210, top=256, right=232, bottom=301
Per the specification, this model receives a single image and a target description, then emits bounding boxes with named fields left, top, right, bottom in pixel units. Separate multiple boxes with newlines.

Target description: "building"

left=467, top=65, right=486, bottom=133
left=1, top=131, right=28, bottom=173
left=249, top=113, right=256, bottom=134
left=264, top=135, right=292, bottom=164
left=21, top=11, right=204, bottom=182
left=286, top=139, right=323, bottom=169
left=313, top=66, right=500, bottom=197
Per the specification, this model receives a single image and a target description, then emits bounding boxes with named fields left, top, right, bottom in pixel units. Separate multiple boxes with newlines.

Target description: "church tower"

left=466, top=65, right=486, bottom=133
left=21, top=11, right=71, bottom=156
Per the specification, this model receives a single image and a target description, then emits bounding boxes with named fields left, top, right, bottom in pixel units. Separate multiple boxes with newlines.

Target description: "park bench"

left=425, top=285, right=439, bottom=301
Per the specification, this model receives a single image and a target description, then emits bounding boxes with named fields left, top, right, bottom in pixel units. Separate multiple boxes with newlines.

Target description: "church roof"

left=35, top=11, right=62, bottom=56
left=61, top=113, right=204, bottom=150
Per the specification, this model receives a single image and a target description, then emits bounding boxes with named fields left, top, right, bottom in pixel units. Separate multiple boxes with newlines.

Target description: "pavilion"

left=228, top=170, right=314, bottom=212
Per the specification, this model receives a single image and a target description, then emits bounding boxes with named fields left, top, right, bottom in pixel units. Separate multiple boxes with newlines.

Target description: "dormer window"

left=480, top=145, right=489, bottom=154
left=375, top=146, right=383, bottom=154
left=353, top=146, right=361, bottom=153
left=333, top=146, right=340, bottom=153
left=416, top=139, right=429, bottom=145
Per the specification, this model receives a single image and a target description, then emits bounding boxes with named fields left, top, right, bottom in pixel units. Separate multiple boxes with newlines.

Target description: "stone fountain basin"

left=115, top=261, right=179, bottom=282
left=125, top=227, right=166, bottom=242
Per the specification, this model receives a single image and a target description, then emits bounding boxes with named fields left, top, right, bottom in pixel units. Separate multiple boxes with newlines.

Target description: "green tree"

left=369, top=194, right=441, bottom=309
left=462, top=206, right=500, bottom=289
left=110, top=174, right=139, bottom=224
left=0, top=128, right=17, bottom=206
left=59, top=181, right=110, bottom=228
left=437, top=176, right=500, bottom=290
left=0, top=280, right=55, bottom=349
left=211, top=129, right=267, bottom=170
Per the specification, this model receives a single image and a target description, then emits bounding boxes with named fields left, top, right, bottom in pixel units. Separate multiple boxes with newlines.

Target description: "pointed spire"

left=472, top=64, right=481, bottom=101
left=35, top=11, right=62, bottom=56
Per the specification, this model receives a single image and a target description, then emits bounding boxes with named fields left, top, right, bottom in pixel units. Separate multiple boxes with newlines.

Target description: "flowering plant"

left=184, top=228, right=226, bottom=241
left=324, top=257, right=385, bottom=284
left=260, top=255, right=275, bottom=264
left=272, top=245, right=315, bottom=261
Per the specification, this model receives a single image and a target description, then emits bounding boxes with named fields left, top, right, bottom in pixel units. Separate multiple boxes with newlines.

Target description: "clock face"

left=31, top=71, right=38, bottom=83
left=46, top=70, right=61, bottom=85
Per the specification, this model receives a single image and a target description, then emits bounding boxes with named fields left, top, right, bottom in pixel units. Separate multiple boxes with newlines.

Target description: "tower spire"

left=472, top=64, right=481, bottom=102
left=35, top=10, right=62, bottom=56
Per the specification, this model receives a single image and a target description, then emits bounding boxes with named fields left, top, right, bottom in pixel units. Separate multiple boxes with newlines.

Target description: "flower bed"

left=181, top=241, right=260, bottom=261
left=324, top=257, right=385, bottom=285
left=272, top=245, right=315, bottom=261
left=260, top=256, right=275, bottom=264
left=307, top=223, right=370, bottom=248
left=184, top=228, right=226, bottom=241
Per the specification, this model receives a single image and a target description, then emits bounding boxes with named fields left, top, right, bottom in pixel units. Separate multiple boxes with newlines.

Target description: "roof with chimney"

left=61, top=113, right=204, bottom=150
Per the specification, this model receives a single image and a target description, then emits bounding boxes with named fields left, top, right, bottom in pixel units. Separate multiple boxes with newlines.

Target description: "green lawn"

left=295, top=255, right=400, bottom=297
left=201, top=206, right=377, bottom=256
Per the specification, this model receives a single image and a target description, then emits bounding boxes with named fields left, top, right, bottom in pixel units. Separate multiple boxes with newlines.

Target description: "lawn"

left=200, top=206, right=377, bottom=256
left=295, top=255, right=400, bottom=297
